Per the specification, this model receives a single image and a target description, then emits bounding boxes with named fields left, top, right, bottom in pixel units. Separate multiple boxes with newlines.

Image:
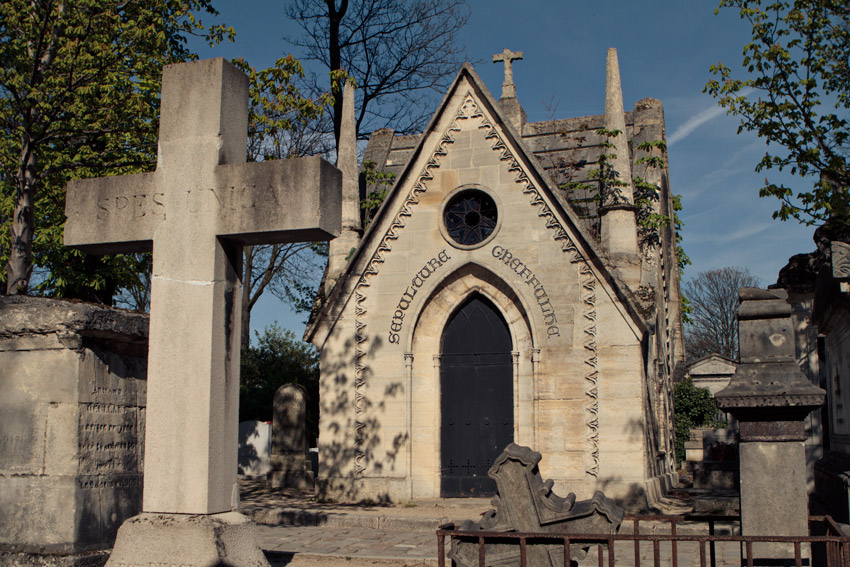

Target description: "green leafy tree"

left=232, top=55, right=336, bottom=346
left=240, top=324, right=320, bottom=441
left=0, top=0, right=233, bottom=298
left=706, top=0, right=850, bottom=226
left=673, top=376, right=722, bottom=464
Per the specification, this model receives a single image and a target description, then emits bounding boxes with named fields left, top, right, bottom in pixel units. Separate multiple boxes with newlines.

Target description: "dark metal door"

left=440, top=295, right=513, bottom=497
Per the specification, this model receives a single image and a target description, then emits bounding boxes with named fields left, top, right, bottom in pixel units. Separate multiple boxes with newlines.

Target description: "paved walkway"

left=238, top=479, right=753, bottom=567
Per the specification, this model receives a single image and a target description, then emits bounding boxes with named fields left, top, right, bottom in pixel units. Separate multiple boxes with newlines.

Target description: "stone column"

left=715, top=287, right=824, bottom=565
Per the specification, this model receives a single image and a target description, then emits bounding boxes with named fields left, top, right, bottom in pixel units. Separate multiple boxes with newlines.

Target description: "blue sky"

left=192, top=0, right=817, bottom=339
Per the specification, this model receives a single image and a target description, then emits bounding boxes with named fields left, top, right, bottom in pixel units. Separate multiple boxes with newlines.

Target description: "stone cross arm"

left=65, top=157, right=340, bottom=254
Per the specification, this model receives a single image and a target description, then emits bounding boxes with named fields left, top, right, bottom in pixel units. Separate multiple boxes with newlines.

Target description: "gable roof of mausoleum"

left=305, top=63, right=649, bottom=345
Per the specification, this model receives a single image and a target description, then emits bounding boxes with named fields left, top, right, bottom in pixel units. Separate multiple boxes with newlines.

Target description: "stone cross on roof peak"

left=492, top=48, right=523, bottom=99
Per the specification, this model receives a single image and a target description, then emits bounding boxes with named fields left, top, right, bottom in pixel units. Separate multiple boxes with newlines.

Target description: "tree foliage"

left=232, top=55, right=336, bottom=346
left=683, top=266, right=760, bottom=360
left=706, top=0, right=850, bottom=225
left=240, top=324, right=319, bottom=441
left=0, top=0, right=232, bottom=298
left=673, top=376, right=721, bottom=464
left=284, top=0, right=471, bottom=142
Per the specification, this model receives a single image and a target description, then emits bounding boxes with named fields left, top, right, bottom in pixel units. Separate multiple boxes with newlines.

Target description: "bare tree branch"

left=683, top=267, right=761, bottom=360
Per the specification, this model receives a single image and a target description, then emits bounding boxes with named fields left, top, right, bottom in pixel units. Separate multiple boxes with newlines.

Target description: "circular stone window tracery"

left=442, top=188, right=499, bottom=248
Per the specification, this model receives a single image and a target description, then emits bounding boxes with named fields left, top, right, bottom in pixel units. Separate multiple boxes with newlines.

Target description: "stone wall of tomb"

left=0, top=296, right=148, bottom=558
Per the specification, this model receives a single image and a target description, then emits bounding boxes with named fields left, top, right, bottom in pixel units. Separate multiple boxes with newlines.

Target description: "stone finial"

left=338, top=79, right=360, bottom=234
left=326, top=79, right=362, bottom=293
left=492, top=48, right=523, bottom=99
left=599, top=48, right=640, bottom=288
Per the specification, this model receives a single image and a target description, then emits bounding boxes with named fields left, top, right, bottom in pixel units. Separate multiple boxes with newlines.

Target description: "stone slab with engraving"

left=62, top=57, right=341, bottom=567
left=0, top=296, right=148, bottom=565
left=448, top=444, right=623, bottom=567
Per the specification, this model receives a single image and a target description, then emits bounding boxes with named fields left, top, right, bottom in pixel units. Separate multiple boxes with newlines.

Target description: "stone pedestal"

left=105, top=512, right=268, bottom=567
left=0, top=296, right=148, bottom=565
left=716, top=288, right=824, bottom=566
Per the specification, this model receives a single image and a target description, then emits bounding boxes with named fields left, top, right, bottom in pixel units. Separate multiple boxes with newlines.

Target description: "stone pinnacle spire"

left=600, top=47, right=640, bottom=288
left=604, top=47, right=635, bottom=204
left=326, top=79, right=361, bottom=293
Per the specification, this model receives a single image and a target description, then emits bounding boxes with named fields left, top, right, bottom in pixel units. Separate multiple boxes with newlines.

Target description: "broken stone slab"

left=448, top=443, right=623, bottom=567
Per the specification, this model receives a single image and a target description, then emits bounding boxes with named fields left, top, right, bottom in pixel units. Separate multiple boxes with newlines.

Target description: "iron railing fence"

left=437, top=515, right=850, bottom=567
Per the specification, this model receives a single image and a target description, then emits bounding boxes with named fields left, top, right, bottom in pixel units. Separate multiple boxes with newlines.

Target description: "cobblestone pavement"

left=242, top=479, right=752, bottom=567
left=255, top=523, right=755, bottom=567
left=258, top=524, right=441, bottom=566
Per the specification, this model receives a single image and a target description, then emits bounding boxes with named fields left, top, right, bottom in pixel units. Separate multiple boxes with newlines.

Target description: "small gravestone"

left=238, top=420, right=272, bottom=477
left=449, top=444, right=623, bottom=567
left=268, top=383, right=313, bottom=489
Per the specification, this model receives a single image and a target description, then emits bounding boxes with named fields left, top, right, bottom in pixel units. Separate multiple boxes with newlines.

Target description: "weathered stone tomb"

left=0, top=297, right=147, bottom=564
left=306, top=49, right=684, bottom=507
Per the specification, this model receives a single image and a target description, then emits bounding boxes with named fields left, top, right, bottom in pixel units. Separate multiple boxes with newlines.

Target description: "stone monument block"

left=0, top=296, right=147, bottom=565
left=238, top=420, right=271, bottom=477
left=268, top=383, right=314, bottom=489
left=716, top=287, right=824, bottom=566
left=448, top=444, right=623, bottom=567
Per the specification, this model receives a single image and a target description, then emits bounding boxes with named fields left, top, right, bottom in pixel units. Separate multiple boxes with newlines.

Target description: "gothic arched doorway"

left=440, top=294, right=513, bottom=497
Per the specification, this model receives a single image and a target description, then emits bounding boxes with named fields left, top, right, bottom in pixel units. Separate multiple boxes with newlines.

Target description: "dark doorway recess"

left=440, top=294, right=513, bottom=497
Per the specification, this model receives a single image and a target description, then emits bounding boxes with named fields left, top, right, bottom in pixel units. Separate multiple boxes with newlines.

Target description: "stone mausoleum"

left=306, top=49, right=685, bottom=506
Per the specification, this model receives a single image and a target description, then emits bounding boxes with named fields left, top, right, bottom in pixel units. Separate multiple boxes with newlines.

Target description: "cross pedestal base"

left=105, top=512, right=270, bottom=567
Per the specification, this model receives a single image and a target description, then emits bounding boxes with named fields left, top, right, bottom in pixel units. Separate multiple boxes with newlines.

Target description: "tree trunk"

left=327, top=0, right=348, bottom=147
left=6, top=134, right=36, bottom=295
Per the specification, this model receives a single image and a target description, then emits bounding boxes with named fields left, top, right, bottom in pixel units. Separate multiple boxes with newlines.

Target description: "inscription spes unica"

left=492, top=245, right=560, bottom=338
left=95, top=185, right=283, bottom=221
left=388, top=249, right=452, bottom=344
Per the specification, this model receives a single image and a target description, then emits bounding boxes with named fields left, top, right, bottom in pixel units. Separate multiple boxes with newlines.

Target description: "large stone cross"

left=65, top=58, right=341, bottom=517
left=492, top=48, right=523, bottom=98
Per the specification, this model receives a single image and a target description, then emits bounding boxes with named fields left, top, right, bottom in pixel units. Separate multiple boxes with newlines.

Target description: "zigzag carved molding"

left=351, top=91, right=600, bottom=478
left=460, top=94, right=600, bottom=477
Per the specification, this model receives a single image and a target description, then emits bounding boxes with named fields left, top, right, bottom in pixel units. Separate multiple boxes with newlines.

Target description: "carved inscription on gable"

left=492, top=245, right=560, bottom=338
left=388, top=249, right=452, bottom=344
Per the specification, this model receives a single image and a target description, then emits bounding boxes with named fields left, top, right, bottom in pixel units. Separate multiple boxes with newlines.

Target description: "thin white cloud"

left=668, top=88, right=755, bottom=147
left=718, top=221, right=773, bottom=244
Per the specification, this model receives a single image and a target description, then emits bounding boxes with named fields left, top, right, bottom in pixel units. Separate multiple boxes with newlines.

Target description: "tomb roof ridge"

left=306, top=63, right=651, bottom=347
